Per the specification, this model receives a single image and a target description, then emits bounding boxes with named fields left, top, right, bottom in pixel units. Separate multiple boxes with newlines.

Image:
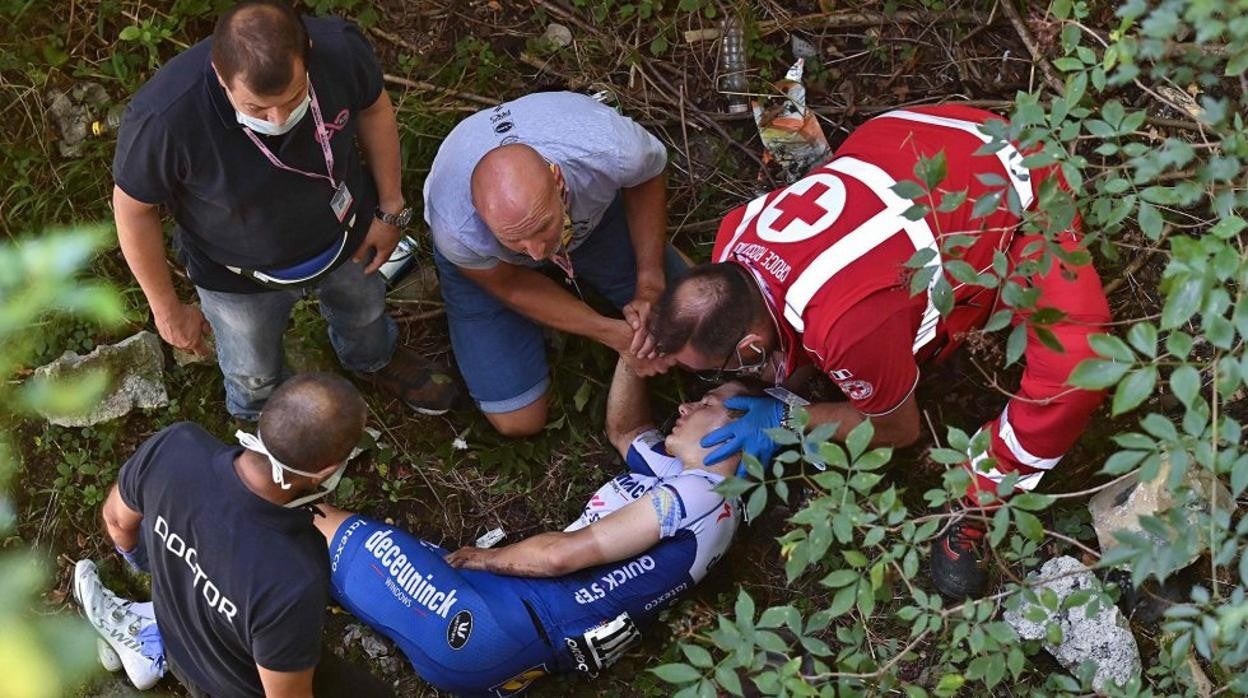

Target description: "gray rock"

left=541, top=22, right=573, bottom=49
left=1004, top=556, right=1141, bottom=692
left=791, top=34, right=818, bottom=60
left=33, top=331, right=168, bottom=427
left=172, top=333, right=216, bottom=367
left=341, top=623, right=405, bottom=675
left=46, top=82, right=111, bottom=158
left=1088, top=455, right=1233, bottom=570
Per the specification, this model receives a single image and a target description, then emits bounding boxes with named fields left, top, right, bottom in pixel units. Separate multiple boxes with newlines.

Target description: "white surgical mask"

left=236, top=430, right=347, bottom=508
left=235, top=90, right=310, bottom=136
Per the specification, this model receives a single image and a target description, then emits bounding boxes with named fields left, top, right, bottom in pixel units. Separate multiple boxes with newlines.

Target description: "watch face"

left=396, top=207, right=413, bottom=227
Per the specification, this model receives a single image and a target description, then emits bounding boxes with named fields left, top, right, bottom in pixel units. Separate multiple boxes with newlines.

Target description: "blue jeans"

left=197, top=260, right=397, bottom=419
left=435, top=196, right=688, bottom=413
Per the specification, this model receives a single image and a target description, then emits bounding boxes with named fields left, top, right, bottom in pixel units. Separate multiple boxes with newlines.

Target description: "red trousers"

left=963, top=232, right=1111, bottom=503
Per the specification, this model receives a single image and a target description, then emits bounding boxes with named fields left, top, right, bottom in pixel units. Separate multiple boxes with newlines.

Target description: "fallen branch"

left=382, top=74, right=497, bottom=107
left=999, top=0, right=1064, bottom=94
left=757, top=9, right=986, bottom=35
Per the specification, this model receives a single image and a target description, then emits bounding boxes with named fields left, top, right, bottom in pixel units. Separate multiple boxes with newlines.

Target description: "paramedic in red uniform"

left=645, top=105, right=1111, bottom=598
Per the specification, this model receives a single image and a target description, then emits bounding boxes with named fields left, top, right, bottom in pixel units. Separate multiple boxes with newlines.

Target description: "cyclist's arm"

left=446, top=496, right=660, bottom=577
left=605, top=357, right=655, bottom=458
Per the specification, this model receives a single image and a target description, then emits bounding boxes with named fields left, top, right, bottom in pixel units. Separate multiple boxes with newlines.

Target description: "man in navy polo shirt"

left=112, top=0, right=457, bottom=420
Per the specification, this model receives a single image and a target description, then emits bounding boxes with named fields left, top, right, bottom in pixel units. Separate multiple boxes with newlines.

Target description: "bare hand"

left=353, top=217, right=402, bottom=275
left=622, top=298, right=658, bottom=359
left=622, top=351, right=676, bottom=378
left=154, top=302, right=211, bottom=355
left=445, top=546, right=493, bottom=570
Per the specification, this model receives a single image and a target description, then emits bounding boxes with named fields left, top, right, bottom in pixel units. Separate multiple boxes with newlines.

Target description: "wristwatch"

left=375, top=205, right=413, bottom=228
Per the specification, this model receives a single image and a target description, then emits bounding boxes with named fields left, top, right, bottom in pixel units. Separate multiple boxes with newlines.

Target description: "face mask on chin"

left=236, top=430, right=347, bottom=508
left=236, top=90, right=310, bottom=136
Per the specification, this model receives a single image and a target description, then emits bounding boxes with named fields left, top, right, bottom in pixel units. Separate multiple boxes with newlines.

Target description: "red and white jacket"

left=713, top=105, right=1043, bottom=416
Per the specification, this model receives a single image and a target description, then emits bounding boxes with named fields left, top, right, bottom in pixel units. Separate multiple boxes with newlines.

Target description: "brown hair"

left=258, top=373, right=366, bottom=471
left=211, top=0, right=309, bottom=96
left=649, top=263, right=760, bottom=359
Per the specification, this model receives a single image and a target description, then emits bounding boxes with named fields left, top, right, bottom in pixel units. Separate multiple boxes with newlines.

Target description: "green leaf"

left=1225, top=50, right=1248, bottom=76
left=572, top=380, right=592, bottom=412
left=652, top=663, right=702, bottom=683
left=1005, top=323, right=1027, bottom=366
left=734, top=589, right=755, bottom=625
left=937, top=189, right=969, bottom=213
left=892, top=180, right=927, bottom=200
left=915, top=151, right=948, bottom=190
left=821, top=570, right=858, bottom=588
left=713, top=664, right=743, bottom=696
left=970, top=190, right=1004, bottom=219
left=1014, top=511, right=1044, bottom=541
left=1111, top=367, right=1157, bottom=415
left=1160, top=277, right=1205, bottom=329
left=983, top=309, right=1013, bottom=332
left=1126, top=322, right=1158, bottom=358
left=681, top=643, right=714, bottom=668
left=1053, top=56, right=1085, bottom=72
left=1137, top=202, right=1164, bottom=239
left=1089, top=334, right=1134, bottom=362
left=746, top=485, right=768, bottom=523
left=1068, top=359, right=1130, bottom=389
left=1208, top=216, right=1246, bottom=239
left=1011, top=493, right=1055, bottom=511
left=1100, top=447, right=1146, bottom=474
left=1170, top=365, right=1201, bottom=407
left=843, top=549, right=869, bottom=568
left=827, top=584, right=856, bottom=617
left=649, top=35, right=670, bottom=56
left=846, top=420, right=874, bottom=461
left=934, top=674, right=966, bottom=697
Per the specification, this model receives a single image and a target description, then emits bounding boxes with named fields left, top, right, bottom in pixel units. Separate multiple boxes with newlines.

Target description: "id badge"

left=330, top=182, right=353, bottom=223
left=765, top=386, right=810, bottom=407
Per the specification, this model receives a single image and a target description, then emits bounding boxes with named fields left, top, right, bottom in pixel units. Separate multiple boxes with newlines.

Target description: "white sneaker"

left=73, top=560, right=165, bottom=690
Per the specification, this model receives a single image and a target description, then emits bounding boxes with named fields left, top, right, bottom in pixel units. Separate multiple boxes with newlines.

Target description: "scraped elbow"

left=542, top=539, right=583, bottom=577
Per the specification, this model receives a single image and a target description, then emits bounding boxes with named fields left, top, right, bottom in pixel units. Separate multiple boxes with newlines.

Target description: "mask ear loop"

left=235, top=430, right=322, bottom=490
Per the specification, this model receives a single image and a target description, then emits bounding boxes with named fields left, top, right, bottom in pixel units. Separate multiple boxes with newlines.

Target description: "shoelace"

left=947, top=520, right=986, bottom=553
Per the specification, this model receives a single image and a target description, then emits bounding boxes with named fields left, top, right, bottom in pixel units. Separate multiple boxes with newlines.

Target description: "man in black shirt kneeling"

left=99, top=373, right=392, bottom=697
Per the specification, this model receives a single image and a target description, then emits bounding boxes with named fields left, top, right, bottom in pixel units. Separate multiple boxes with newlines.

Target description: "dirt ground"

left=3, top=0, right=1220, bottom=695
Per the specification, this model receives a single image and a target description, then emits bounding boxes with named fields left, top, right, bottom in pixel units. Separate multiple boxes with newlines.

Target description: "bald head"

left=471, top=144, right=563, bottom=255
left=258, top=373, right=366, bottom=471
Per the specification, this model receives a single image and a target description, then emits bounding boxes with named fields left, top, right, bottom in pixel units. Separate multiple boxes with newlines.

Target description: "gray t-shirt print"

left=422, top=91, right=668, bottom=270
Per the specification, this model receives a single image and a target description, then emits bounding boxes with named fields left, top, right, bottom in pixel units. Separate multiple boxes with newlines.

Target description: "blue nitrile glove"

left=116, top=540, right=149, bottom=574
left=700, top=395, right=786, bottom=476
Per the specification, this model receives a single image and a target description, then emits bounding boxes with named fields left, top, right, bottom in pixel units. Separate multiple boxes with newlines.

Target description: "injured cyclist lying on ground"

left=77, top=358, right=751, bottom=696
left=312, top=359, right=748, bottom=696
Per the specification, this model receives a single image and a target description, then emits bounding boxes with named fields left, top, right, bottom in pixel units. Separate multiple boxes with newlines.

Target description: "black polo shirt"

left=113, top=16, right=382, bottom=293
left=118, top=422, right=330, bottom=696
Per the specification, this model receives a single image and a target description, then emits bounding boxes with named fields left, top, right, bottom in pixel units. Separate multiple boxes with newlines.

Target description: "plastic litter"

left=753, top=58, right=832, bottom=184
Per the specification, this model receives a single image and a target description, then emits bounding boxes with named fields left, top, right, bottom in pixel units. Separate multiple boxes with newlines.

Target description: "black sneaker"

left=355, top=347, right=465, bottom=415
left=930, top=517, right=989, bottom=599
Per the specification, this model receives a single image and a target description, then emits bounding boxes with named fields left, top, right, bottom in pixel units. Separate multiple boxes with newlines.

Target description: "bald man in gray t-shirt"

left=422, top=91, right=686, bottom=437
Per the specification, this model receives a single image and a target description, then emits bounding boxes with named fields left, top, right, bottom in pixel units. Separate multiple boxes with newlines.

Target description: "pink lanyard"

left=241, top=81, right=336, bottom=188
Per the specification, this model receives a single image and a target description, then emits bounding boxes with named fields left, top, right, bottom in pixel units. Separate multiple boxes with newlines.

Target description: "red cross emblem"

left=771, top=182, right=832, bottom=231
left=756, top=173, right=847, bottom=243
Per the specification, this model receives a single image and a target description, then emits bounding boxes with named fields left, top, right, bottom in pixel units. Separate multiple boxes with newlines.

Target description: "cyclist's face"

left=666, top=382, right=747, bottom=465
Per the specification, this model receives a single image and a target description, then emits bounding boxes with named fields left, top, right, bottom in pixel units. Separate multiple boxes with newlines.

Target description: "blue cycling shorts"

left=327, top=515, right=559, bottom=697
